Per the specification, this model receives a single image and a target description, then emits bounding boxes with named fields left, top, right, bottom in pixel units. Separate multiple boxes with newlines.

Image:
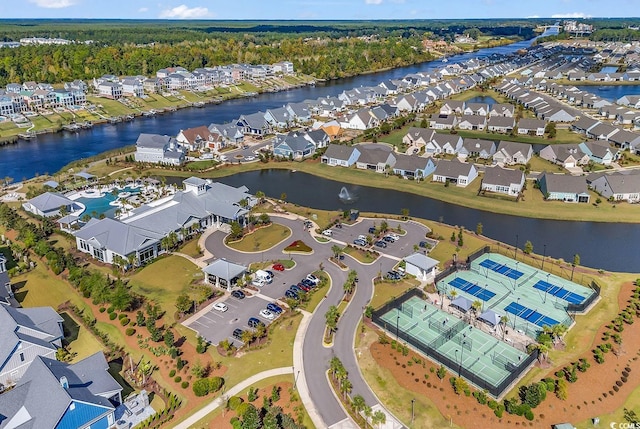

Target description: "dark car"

left=231, top=290, right=246, bottom=299
left=266, top=270, right=275, bottom=278
left=419, top=241, right=429, bottom=248
left=368, top=227, right=376, bottom=234
left=290, top=284, right=305, bottom=294
left=285, top=289, right=299, bottom=299
left=232, top=328, right=244, bottom=340
left=267, top=303, right=283, bottom=314
left=300, top=278, right=314, bottom=287
left=383, top=235, right=394, bottom=243
left=375, top=240, right=387, bottom=248
left=248, top=317, right=264, bottom=328
left=298, top=283, right=312, bottom=292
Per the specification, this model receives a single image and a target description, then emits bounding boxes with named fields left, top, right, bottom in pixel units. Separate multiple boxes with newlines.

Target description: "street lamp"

left=396, top=309, right=400, bottom=341
left=411, top=398, right=415, bottom=424
left=544, top=273, right=550, bottom=303
left=294, top=369, right=301, bottom=390
left=513, top=297, right=520, bottom=329
left=514, top=234, right=519, bottom=260
left=454, top=349, right=460, bottom=376
left=542, top=244, right=547, bottom=270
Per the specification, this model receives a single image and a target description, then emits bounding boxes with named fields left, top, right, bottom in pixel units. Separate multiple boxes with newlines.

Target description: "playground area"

left=436, top=252, right=597, bottom=339
left=374, top=292, right=533, bottom=397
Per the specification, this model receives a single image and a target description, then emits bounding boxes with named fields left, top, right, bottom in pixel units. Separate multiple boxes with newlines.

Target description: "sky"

left=0, top=0, right=637, bottom=20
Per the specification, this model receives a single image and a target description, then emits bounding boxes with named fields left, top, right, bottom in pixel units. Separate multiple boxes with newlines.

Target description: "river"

left=0, top=38, right=537, bottom=181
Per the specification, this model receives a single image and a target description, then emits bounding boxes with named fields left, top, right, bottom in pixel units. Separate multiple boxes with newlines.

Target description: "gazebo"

left=478, top=309, right=503, bottom=327
left=202, top=259, right=247, bottom=291
left=450, top=296, right=473, bottom=313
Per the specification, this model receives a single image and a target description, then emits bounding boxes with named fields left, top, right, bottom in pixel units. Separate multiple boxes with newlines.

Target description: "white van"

left=255, top=269, right=273, bottom=283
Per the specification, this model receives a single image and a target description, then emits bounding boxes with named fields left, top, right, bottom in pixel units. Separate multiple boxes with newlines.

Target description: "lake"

left=575, top=85, right=640, bottom=102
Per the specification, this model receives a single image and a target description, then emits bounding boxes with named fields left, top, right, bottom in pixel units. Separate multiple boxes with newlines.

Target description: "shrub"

left=169, top=369, right=176, bottom=377
left=613, top=385, right=620, bottom=392
left=556, top=378, right=568, bottom=400
left=247, top=386, right=258, bottom=402
left=125, top=327, right=135, bottom=336
left=616, top=380, right=623, bottom=387
left=473, top=390, right=488, bottom=405
left=99, top=307, right=106, bottom=313
left=235, top=402, right=250, bottom=418
left=181, top=381, right=189, bottom=389
left=209, top=376, right=224, bottom=393
left=544, top=378, right=556, bottom=392
left=107, top=306, right=115, bottom=313
left=524, top=409, right=535, bottom=421
left=494, top=404, right=505, bottom=418
left=109, top=312, right=117, bottom=320
left=118, top=313, right=128, bottom=320
left=174, top=376, right=182, bottom=383
left=193, top=379, right=210, bottom=397
left=120, top=318, right=130, bottom=326
left=227, top=396, right=243, bottom=410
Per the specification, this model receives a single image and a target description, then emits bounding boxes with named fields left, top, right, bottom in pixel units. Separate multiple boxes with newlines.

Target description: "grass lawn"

left=183, top=160, right=219, bottom=171
left=528, top=154, right=565, bottom=173
left=449, top=89, right=510, bottom=104
left=87, top=96, right=134, bottom=117
left=179, top=239, right=203, bottom=258
left=371, top=278, right=420, bottom=308
left=343, top=246, right=379, bottom=264
left=60, top=311, right=104, bottom=361
left=128, top=255, right=202, bottom=324
left=227, top=224, right=292, bottom=252
left=435, top=127, right=583, bottom=145
left=283, top=240, right=312, bottom=254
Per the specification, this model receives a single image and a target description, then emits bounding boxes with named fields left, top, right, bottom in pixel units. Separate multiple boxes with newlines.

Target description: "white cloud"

left=365, top=0, right=383, bottom=4
left=138, top=7, right=149, bottom=12
left=159, top=4, right=212, bottom=19
left=28, top=0, right=76, bottom=8
left=551, top=12, right=591, bottom=18
left=526, top=15, right=540, bottom=19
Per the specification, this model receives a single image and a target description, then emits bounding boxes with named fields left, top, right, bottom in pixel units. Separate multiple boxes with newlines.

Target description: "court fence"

left=372, top=289, right=538, bottom=398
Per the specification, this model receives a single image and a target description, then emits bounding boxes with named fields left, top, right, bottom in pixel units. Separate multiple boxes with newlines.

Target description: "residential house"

left=304, top=129, right=330, bottom=149
left=589, top=170, right=640, bottom=202
left=273, top=133, right=316, bottom=159
left=121, top=77, right=145, bottom=97
left=439, top=100, right=465, bottom=115
left=539, top=144, right=590, bottom=168
left=426, top=133, right=463, bottom=156
left=463, top=102, right=489, bottom=116
left=134, top=133, right=185, bottom=165
left=0, top=304, right=63, bottom=389
left=395, top=94, right=419, bottom=112
left=480, top=165, right=525, bottom=197
left=586, top=122, right=620, bottom=141
left=392, top=154, right=436, bottom=179
left=355, top=144, right=396, bottom=173
left=344, top=109, right=378, bottom=130
left=493, top=141, right=533, bottom=165
left=489, top=103, right=515, bottom=117
left=264, top=107, right=292, bottom=130
left=321, top=144, right=361, bottom=167
left=0, top=353, right=122, bottom=429
left=209, top=123, right=244, bottom=145
left=538, top=106, right=577, bottom=122
left=579, top=141, right=619, bottom=165
left=617, top=95, right=640, bottom=109
left=96, top=81, right=122, bottom=99
left=203, top=259, right=248, bottom=291
left=609, top=129, right=640, bottom=150
left=285, top=102, right=312, bottom=124
left=517, top=118, right=546, bottom=136
left=487, top=116, right=516, bottom=133
left=537, top=172, right=590, bottom=203
left=458, top=138, right=496, bottom=160
left=402, top=127, right=435, bottom=147
left=176, top=125, right=222, bottom=151
left=457, top=115, right=486, bottom=131
left=237, top=112, right=271, bottom=136
left=22, top=192, right=80, bottom=218
left=429, top=114, right=458, bottom=130
left=571, top=116, right=600, bottom=135
left=432, top=159, right=478, bottom=187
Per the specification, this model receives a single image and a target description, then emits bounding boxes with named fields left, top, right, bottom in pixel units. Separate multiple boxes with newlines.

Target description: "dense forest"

left=0, top=19, right=536, bottom=86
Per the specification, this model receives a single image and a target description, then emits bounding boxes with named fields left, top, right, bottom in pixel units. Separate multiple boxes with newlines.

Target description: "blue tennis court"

left=533, top=280, right=584, bottom=305
left=449, top=277, right=496, bottom=301
left=479, top=259, right=524, bottom=280
left=504, top=301, right=559, bottom=327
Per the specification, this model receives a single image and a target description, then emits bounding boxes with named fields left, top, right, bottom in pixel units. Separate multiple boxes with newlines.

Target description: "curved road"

left=202, top=214, right=421, bottom=428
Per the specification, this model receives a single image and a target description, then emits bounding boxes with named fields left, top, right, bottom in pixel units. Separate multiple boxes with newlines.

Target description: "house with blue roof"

left=392, top=154, right=436, bottom=180
left=0, top=352, right=122, bottom=429
left=578, top=141, right=619, bottom=165
left=537, top=172, right=590, bottom=203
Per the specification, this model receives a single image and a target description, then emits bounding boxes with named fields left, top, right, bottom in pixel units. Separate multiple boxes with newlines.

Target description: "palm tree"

left=329, top=356, right=343, bottom=382
left=471, top=300, right=482, bottom=325
left=325, top=305, right=340, bottom=336
left=340, top=378, right=352, bottom=401
left=351, top=394, right=367, bottom=415
left=241, top=330, right=255, bottom=346
left=331, top=245, right=343, bottom=260
left=372, top=410, right=387, bottom=428
left=500, top=315, right=509, bottom=340
left=551, top=324, right=568, bottom=345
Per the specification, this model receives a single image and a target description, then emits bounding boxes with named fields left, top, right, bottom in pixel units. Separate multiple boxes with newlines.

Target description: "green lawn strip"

left=128, top=255, right=203, bottom=324
left=528, top=154, right=566, bottom=173
left=86, top=96, right=134, bottom=116
left=60, top=312, right=104, bottom=362
left=14, top=263, right=91, bottom=312
left=227, top=224, right=292, bottom=252
left=303, top=277, right=330, bottom=314
left=183, top=160, right=219, bottom=171
left=179, top=239, right=203, bottom=258
left=343, top=246, right=379, bottom=264
left=356, top=327, right=457, bottom=429
left=189, top=374, right=315, bottom=429
left=371, top=279, right=420, bottom=309
left=436, top=128, right=582, bottom=145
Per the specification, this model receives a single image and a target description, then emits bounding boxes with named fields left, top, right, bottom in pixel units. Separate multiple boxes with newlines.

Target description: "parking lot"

left=185, top=262, right=319, bottom=346
left=325, top=218, right=430, bottom=260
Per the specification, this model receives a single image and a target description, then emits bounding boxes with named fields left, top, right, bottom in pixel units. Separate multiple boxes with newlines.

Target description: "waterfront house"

left=0, top=352, right=122, bottom=429
left=273, top=133, right=316, bottom=160
left=285, top=102, right=312, bottom=124
left=480, top=165, right=525, bottom=197
left=237, top=112, right=271, bottom=136
left=432, top=159, right=478, bottom=187
left=96, top=81, right=122, bottom=100
left=429, top=114, right=458, bottom=130
left=492, top=141, right=533, bottom=166
left=489, top=103, right=515, bottom=117
left=176, top=125, right=222, bottom=151
left=578, top=141, right=619, bottom=165
left=402, top=127, right=436, bottom=147
left=0, top=304, right=63, bottom=389
left=457, top=115, right=487, bottom=131
left=487, top=116, right=516, bottom=133
left=392, top=154, right=436, bottom=179
left=121, top=77, right=145, bottom=97
left=537, top=172, right=590, bottom=203
left=463, top=103, right=489, bottom=117
left=321, top=144, right=361, bottom=167
left=517, top=118, right=546, bottom=136
left=264, top=107, right=292, bottom=130
left=134, top=133, right=185, bottom=165
left=571, top=116, right=600, bottom=135
left=427, top=133, right=463, bottom=156
left=586, top=122, right=620, bottom=141
left=209, top=123, right=245, bottom=145
left=203, top=259, right=248, bottom=291
left=590, top=170, right=640, bottom=202
left=355, top=144, right=396, bottom=173
left=458, top=138, right=496, bottom=160
left=539, top=144, right=590, bottom=168
left=439, top=100, right=465, bottom=116
left=22, top=192, right=79, bottom=218
left=617, top=95, right=640, bottom=109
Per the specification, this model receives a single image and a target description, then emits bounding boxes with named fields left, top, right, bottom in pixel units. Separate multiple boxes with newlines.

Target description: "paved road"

left=194, top=215, right=426, bottom=428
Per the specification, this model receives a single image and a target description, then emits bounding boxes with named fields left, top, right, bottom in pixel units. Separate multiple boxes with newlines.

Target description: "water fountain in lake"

left=338, top=186, right=358, bottom=203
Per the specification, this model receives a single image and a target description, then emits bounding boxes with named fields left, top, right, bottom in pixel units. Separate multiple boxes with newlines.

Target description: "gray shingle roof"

left=202, top=259, right=247, bottom=280
left=538, top=172, right=588, bottom=194
left=393, top=154, right=431, bottom=172
left=25, top=192, right=75, bottom=213
left=322, top=144, right=358, bottom=161
left=75, top=218, right=165, bottom=257
left=517, top=118, right=546, bottom=130
left=483, top=165, right=524, bottom=187
left=355, top=144, right=394, bottom=165
left=433, top=159, right=474, bottom=177
left=135, top=133, right=173, bottom=149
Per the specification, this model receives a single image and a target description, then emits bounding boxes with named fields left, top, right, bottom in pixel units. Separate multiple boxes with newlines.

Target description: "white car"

left=306, top=274, right=320, bottom=285
left=244, top=156, right=256, bottom=161
left=252, top=278, right=267, bottom=288
left=322, top=229, right=333, bottom=237
left=388, top=233, right=400, bottom=241
left=212, top=302, right=228, bottom=312
left=259, top=309, right=275, bottom=320
left=219, top=155, right=228, bottom=162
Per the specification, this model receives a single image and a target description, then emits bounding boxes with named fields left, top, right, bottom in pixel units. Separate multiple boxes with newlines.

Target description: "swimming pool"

left=76, top=186, right=140, bottom=218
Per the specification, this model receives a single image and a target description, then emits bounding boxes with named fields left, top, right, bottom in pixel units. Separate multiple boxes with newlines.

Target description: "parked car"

left=368, top=227, right=376, bottom=234
left=375, top=240, right=387, bottom=248
left=259, top=309, right=275, bottom=320
left=265, top=270, right=275, bottom=278
left=231, top=290, right=246, bottom=299
left=267, top=303, right=283, bottom=314
left=272, top=263, right=285, bottom=271
left=212, top=302, right=228, bottom=312
left=252, top=278, right=267, bottom=288
left=306, top=274, right=320, bottom=285
left=353, top=238, right=367, bottom=246
left=300, top=278, right=314, bottom=288
left=298, top=283, right=312, bottom=292
left=322, top=229, right=333, bottom=237
left=383, top=235, right=394, bottom=243
left=244, top=156, right=256, bottom=161
left=357, top=235, right=367, bottom=241
left=419, top=241, right=429, bottom=248
left=388, top=233, right=400, bottom=241
left=386, top=271, right=401, bottom=280
left=285, top=289, right=299, bottom=299
left=233, top=328, right=244, bottom=340
left=248, top=317, right=264, bottom=328
left=290, top=284, right=305, bottom=294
